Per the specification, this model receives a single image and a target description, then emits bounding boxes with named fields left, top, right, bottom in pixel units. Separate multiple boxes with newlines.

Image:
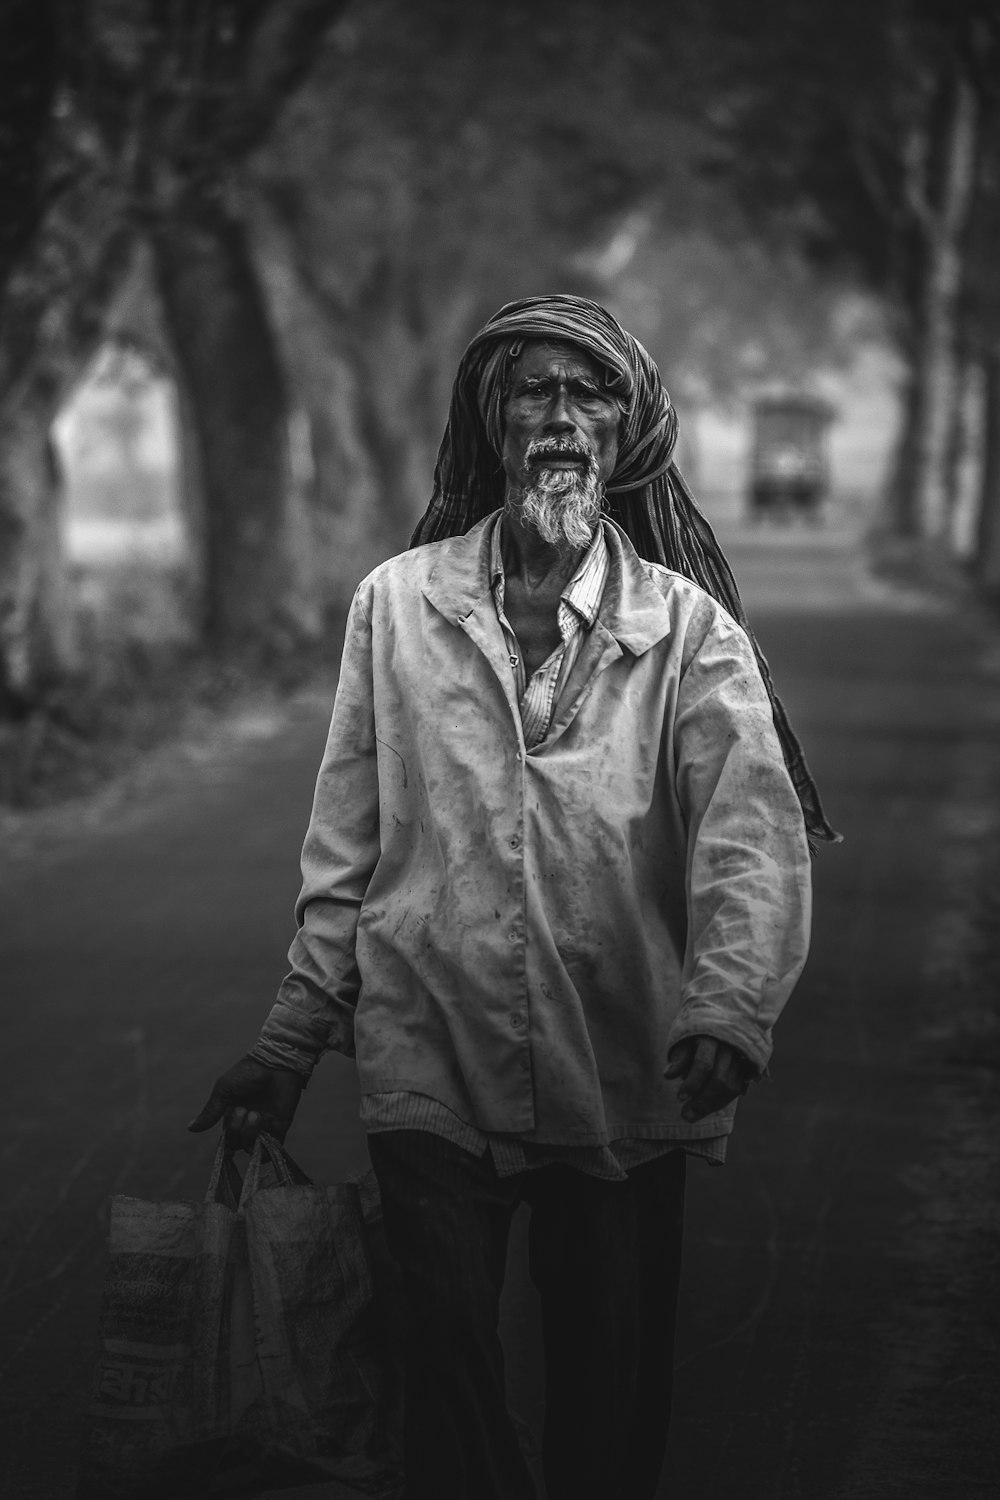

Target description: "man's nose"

left=542, top=387, right=578, bottom=434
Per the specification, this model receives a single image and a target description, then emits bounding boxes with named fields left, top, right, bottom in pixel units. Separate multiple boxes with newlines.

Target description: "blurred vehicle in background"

left=748, top=394, right=836, bottom=524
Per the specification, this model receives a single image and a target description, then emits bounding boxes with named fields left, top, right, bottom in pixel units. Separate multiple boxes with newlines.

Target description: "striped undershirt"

left=490, top=513, right=608, bottom=748
left=360, top=1092, right=726, bottom=1180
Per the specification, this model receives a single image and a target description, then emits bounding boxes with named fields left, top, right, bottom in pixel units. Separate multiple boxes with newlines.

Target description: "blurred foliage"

left=0, top=0, right=352, bottom=697
left=689, top=0, right=1000, bottom=542
left=690, top=0, right=999, bottom=309
left=0, top=1, right=60, bottom=298
left=612, top=222, right=873, bottom=409
left=248, top=0, right=864, bottom=567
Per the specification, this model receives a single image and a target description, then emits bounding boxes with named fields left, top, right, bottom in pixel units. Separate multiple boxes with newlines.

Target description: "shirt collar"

left=489, top=514, right=609, bottom=625
left=422, top=510, right=673, bottom=660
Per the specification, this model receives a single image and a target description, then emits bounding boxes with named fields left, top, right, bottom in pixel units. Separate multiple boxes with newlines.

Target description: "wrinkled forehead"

left=505, top=338, right=610, bottom=388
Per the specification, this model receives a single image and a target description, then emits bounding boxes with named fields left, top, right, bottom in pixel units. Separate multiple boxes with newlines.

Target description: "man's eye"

left=512, top=383, right=609, bottom=405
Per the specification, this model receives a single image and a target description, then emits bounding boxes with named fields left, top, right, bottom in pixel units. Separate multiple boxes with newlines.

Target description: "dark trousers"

left=367, top=1131, right=687, bottom=1500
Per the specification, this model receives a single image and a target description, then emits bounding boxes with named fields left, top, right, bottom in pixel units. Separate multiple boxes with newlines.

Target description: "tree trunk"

left=885, top=353, right=920, bottom=535
left=941, top=346, right=971, bottom=546
left=0, top=395, right=77, bottom=714
left=353, top=346, right=434, bottom=542
left=974, top=348, right=1000, bottom=594
left=899, top=72, right=978, bottom=539
left=151, top=203, right=320, bottom=652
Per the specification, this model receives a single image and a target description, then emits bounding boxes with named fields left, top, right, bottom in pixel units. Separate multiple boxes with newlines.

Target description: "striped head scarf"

left=410, top=293, right=839, bottom=847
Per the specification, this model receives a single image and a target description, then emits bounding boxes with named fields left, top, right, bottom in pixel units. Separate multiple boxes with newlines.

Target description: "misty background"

left=2, top=0, right=998, bottom=796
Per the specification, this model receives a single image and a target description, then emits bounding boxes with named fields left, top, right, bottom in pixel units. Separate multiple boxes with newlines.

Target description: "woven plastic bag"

left=76, top=1136, right=403, bottom=1500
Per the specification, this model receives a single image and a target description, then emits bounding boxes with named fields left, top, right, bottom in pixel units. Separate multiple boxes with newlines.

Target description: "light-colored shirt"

left=359, top=518, right=722, bottom=1178
left=251, top=515, right=812, bottom=1163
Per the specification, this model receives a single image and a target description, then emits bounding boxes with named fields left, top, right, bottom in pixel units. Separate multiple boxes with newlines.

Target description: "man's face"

left=501, top=341, right=621, bottom=493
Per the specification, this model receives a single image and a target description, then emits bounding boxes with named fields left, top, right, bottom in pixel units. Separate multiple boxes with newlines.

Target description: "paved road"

left=2, top=515, right=999, bottom=1499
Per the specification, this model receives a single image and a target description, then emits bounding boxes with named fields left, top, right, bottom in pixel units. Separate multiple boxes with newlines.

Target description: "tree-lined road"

left=2, top=519, right=999, bottom=1499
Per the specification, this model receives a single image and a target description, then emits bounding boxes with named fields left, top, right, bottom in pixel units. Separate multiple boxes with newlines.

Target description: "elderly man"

left=190, top=296, right=834, bottom=1500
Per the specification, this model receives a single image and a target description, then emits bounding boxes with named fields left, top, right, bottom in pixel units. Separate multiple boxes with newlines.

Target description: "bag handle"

left=205, top=1131, right=312, bottom=1209
left=205, top=1138, right=244, bottom=1209
left=238, top=1131, right=312, bottom=1208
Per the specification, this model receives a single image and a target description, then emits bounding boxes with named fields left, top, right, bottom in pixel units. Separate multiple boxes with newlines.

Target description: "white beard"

left=509, top=442, right=603, bottom=549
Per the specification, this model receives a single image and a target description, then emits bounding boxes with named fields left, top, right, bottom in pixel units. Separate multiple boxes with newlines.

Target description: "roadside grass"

left=0, top=558, right=342, bottom=812
left=868, top=529, right=1000, bottom=619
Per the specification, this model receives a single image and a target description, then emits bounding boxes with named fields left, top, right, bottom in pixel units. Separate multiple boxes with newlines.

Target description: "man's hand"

left=664, top=1035, right=755, bottom=1123
left=187, top=1055, right=305, bottom=1152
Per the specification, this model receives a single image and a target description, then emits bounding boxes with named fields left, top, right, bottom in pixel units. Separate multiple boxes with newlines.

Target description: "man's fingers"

left=188, top=1058, right=305, bottom=1150
left=225, top=1107, right=264, bottom=1154
left=264, top=1114, right=290, bottom=1144
left=666, top=1035, right=757, bottom=1122
left=715, top=1045, right=753, bottom=1096
left=678, top=1041, right=754, bottom=1122
left=676, top=1036, right=718, bottom=1100
left=186, top=1093, right=227, bottom=1133
left=680, top=1077, right=738, bottom=1122
left=663, top=1037, right=696, bottom=1080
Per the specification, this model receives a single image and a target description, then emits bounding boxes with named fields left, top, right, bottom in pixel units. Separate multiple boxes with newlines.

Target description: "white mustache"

left=525, top=438, right=595, bottom=468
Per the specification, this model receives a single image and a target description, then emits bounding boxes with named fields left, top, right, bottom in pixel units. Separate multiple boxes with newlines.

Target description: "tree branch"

left=215, top=0, right=352, bottom=162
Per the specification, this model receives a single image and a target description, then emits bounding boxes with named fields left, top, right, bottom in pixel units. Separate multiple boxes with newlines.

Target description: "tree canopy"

left=3, top=0, right=1000, bottom=723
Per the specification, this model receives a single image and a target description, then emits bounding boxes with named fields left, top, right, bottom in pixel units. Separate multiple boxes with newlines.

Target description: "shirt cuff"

left=248, top=1038, right=317, bottom=1083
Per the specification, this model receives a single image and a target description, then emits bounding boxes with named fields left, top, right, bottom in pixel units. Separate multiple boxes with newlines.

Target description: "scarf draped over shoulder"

left=410, top=293, right=839, bottom=847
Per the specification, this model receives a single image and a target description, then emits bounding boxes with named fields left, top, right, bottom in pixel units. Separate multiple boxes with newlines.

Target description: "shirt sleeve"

left=667, top=605, right=812, bottom=1074
left=250, top=584, right=380, bottom=1077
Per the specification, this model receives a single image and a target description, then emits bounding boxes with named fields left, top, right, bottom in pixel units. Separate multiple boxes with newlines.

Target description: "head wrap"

left=411, top=293, right=839, bottom=847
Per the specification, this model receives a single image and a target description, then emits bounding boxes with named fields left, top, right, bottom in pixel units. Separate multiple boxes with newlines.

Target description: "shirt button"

left=509, top=836, right=520, bottom=849
left=509, top=1012, right=525, bottom=1028
left=515, top=752, right=523, bottom=763
left=519, top=1056, right=530, bottom=1072
left=508, top=930, right=519, bottom=943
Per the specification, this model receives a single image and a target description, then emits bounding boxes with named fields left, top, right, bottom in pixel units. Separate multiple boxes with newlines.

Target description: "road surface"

left=1, top=514, right=998, bottom=1499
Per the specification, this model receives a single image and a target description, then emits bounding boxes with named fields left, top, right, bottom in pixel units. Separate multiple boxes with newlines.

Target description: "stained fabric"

left=409, top=293, right=840, bottom=847
left=253, top=517, right=813, bottom=1135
